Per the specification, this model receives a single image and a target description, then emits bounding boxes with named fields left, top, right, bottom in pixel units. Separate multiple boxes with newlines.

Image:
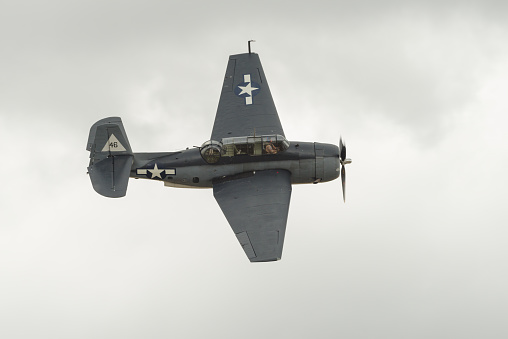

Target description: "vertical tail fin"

left=86, top=117, right=133, bottom=198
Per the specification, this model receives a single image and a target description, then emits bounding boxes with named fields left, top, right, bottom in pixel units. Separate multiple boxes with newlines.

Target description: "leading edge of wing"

left=213, top=170, right=292, bottom=262
left=211, top=53, right=285, bottom=141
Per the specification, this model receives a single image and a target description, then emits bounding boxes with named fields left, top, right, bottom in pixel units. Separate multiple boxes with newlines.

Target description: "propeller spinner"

left=339, top=137, right=352, bottom=202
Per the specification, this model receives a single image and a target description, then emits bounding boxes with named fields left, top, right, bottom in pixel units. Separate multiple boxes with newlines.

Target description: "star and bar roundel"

left=234, top=74, right=260, bottom=105
left=136, top=163, right=175, bottom=180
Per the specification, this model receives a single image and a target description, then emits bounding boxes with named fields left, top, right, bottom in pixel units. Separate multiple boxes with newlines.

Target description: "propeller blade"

left=341, top=165, right=346, bottom=202
left=339, top=136, right=350, bottom=202
left=340, top=140, right=347, bottom=162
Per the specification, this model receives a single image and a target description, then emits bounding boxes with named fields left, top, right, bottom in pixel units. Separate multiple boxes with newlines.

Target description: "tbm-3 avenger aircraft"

left=86, top=44, right=351, bottom=262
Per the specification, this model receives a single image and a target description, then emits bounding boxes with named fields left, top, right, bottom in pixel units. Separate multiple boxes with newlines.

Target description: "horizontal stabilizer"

left=87, top=117, right=133, bottom=198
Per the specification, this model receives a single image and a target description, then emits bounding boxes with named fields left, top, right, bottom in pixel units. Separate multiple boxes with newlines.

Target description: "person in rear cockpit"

left=265, top=142, right=279, bottom=154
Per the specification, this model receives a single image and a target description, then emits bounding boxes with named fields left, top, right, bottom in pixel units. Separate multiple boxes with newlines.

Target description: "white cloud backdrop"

left=1, top=1, right=507, bottom=338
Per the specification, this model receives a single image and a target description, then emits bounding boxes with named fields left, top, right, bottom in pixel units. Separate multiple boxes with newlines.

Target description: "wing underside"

left=211, top=53, right=284, bottom=140
left=213, top=170, right=292, bottom=262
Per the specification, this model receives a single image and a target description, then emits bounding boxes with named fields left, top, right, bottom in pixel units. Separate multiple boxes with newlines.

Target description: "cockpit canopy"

left=200, top=140, right=222, bottom=164
left=221, top=135, right=289, bottom=156
left=200, top=135, right=290, bottom=164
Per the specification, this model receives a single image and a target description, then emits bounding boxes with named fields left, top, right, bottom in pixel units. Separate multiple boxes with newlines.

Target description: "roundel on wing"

left=234, top=74, right=261, bottom=105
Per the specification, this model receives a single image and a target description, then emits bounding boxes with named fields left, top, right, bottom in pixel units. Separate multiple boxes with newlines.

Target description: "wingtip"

left=250, top=257, right=280, bottom=263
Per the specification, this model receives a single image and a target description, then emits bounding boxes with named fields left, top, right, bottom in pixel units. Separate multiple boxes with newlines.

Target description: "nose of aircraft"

left=314, top=143, right=341, bottom=183
left=314, top=141, right=352, bottom=202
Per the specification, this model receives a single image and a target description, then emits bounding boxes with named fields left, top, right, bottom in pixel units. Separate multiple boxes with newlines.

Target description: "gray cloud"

left=1, top=1, right=507, bottom=338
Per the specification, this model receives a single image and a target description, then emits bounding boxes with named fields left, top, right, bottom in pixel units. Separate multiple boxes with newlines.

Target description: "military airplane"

left=86, top=43, right=351, bottom=262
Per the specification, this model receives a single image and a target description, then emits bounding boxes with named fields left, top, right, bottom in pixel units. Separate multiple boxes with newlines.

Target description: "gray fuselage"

left=130, top=141, right=340, bottom=188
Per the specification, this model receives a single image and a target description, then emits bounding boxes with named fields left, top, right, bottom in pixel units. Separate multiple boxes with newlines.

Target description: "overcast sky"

left=1, top=1, right=507, bottom=338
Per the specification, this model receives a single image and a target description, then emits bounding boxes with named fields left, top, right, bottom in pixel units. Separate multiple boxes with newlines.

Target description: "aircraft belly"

left=165, top=160, right=303, bottom=188
left=164, top=181, right=210, bottom=189
left=241, top=160, right=295, bottom=173
left=162, top=164, right=244, bottom=188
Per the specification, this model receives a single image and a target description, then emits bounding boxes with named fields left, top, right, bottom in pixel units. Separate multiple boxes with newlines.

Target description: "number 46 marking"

left=102, top=134, right=127, bottom=152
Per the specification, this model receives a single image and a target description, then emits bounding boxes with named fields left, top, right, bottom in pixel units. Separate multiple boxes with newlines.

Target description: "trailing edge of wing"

left=213, top=170, right=292, bottom=262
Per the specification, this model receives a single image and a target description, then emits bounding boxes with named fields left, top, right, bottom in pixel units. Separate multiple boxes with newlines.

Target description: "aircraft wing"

left=211, top=53, right=285, bottom=140
left=213, top=170, right=292, bottom=262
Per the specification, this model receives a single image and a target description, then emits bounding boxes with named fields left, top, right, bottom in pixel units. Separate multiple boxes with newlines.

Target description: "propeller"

left=339, top=137, right=352, bottom=202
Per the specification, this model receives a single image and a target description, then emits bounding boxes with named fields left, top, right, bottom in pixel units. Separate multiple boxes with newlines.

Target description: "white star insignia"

left=148, top=163, right=163, bottom=179
left=237, top=82, right=259, bottom=97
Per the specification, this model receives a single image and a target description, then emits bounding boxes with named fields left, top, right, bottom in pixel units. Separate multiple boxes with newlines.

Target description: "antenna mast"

left=248, top=40, right=255, bottom=54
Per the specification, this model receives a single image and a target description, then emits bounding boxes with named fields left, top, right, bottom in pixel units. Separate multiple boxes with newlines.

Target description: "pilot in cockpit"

left=265, top=141, right=279, bottom=154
